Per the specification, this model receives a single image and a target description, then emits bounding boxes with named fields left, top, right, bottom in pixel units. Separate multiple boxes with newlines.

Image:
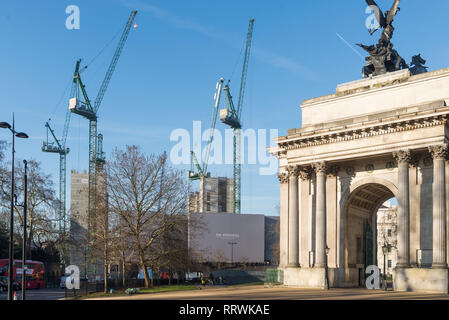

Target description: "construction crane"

left=220, top=19, right=255, bottom=214
left=42, top=106, right=72, bottom=266
left=189, top=78, right=224, bottom=181
left=69, top=10, right=137, bottom=274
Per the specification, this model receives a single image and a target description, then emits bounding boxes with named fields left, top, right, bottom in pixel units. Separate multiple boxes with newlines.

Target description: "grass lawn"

left=68, top=284, right=198, bottom=300
left=138, top=284, right=198, bottom=294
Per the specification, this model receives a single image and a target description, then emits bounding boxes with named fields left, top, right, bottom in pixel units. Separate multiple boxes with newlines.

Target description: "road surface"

left=0, top=288, right=65, bottom=300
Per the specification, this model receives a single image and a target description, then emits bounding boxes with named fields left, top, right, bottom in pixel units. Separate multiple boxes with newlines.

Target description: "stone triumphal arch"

left=270, top=68, right=449, bottom=293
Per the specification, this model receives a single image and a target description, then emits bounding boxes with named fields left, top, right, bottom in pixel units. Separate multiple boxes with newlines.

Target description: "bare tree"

left=241, top=256, right=249, bottom=270
left=213, top=249, right=227, bottom=270
left=185, top=213, right=207, bottom=258
left=266, top=217, right=280, bottom=265
left=103, top=209, right=135, bottom=289
left=156, top=218, right=189, bottom=285
left=106, top=146, right=188, bottom=288
left=0, top=140, right=6, bottom=164
left=0, top=141, right=10, bottom=217
left=0, top=159, right=58, bottom=258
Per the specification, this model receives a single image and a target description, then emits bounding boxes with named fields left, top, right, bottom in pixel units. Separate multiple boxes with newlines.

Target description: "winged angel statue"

left=358, top=0, right=409, bottom=77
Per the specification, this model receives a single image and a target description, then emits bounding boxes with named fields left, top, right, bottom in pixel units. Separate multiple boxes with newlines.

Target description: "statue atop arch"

left=358, top=0, right=409, bottom=77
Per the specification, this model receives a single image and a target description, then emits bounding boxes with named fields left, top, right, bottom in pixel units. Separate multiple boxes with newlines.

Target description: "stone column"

left=313, top=162, right=327, bottom=268
left=327, top=165, right=340, bottom=268
left=277, top=171, right=289, bottom=268
left=299, top=167, right=313, bottom=266
left=393, top=150, right=411, bottom=268
left=287, top=166, right=300, bottom=267
left=429, top=145, right=448, bottom=268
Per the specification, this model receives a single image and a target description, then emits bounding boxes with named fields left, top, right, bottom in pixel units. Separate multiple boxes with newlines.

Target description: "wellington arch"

left=269, top=68, right=449, bottom=293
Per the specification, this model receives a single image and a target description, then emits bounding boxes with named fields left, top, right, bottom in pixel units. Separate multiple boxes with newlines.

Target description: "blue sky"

left=1, top=0, right=448, bottom=215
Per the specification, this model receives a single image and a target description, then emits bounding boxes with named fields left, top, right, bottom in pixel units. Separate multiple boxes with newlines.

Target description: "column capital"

left=286, top=165, right=300, bottom=178
left=392, top=150, right=412, bottom=164
left=277, top=172, right=289, bottom=184
left=299, top=166, right=313, bottom=181
left=410, top=155, right=420, bottom=168
left=312, top=161, right=328, bottom=174
left=428, top=144, right=448, bottom=160
left=327, top=165, right=340, bottom=177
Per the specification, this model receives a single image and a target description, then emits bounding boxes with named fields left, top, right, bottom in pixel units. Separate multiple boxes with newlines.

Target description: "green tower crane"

left=189, top=78, right=225, bottom=181
left=220, top=19, right=255, bottom=214
left=69, top=10, right=137, bottom=274
left=42, top=105, right=72, bottom=266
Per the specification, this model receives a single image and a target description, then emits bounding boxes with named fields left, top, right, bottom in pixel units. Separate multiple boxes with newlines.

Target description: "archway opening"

left=376, top=198, right=397, bottom=280
left=344, top=183, right=395, bottom=287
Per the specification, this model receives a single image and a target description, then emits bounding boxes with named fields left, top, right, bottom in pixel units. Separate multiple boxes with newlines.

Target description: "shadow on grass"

left=68, top=284, right=198, bottom=300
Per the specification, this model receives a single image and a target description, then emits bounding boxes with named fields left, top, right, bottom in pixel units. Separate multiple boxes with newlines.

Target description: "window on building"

left=388, top=260, right=392, bottom=268
left=207, top=203, right=210, bottom=211
left=207, top=192, right=211, bottom=201
left=387, top=229, right=392, bottom=237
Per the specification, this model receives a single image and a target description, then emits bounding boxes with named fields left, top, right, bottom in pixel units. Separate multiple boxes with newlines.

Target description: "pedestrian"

left=209, top=274, right=214, bottom=286
left=201, top=276, right=205, bottom=287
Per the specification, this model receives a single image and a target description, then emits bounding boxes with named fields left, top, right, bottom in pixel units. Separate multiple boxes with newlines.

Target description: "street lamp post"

left=324, top=246, right=330, bottom=290
left=0, top=116, right=29, bottom=301
left=382, top=244, right=388, bottom=291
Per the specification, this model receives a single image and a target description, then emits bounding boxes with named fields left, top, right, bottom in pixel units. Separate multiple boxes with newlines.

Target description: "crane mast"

left=69, top=10, right=137, bottom=275
left=42, top=116, right=71, bottom=266
left=220, top=19, right=254, bottom=214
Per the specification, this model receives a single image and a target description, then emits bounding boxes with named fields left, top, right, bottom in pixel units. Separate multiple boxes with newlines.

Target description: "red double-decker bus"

left=0, top=259, right=45, bottom=290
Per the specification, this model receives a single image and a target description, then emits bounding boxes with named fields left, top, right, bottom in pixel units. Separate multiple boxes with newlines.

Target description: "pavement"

left=88, top=284, right=449, bottom=300
left=0, top=288, right=66, bottom=300
left=1, top=284, right=447, bottom=300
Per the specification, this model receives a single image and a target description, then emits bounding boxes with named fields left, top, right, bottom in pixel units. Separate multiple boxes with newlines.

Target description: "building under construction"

left=188, top=175, right=234, bottom=214
left=69, top=170, right=107, bottom=278
left=69, top=170, right=89, bottom=276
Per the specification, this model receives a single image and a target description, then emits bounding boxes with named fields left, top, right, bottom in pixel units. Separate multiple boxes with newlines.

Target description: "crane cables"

left=79, top=25, right=123, bottom=74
